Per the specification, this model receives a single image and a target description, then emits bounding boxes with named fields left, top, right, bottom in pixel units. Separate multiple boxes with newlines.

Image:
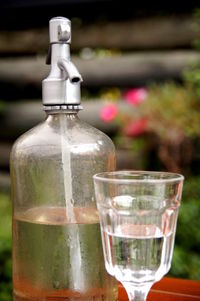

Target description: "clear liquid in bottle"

left=13, top=206, right=117, bottom=301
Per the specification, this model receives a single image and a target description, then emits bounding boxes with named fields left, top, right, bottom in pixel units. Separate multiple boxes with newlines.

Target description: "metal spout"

left=42, top=17, right=83, bottom=109
left=58, top=59, right=83, bottom=83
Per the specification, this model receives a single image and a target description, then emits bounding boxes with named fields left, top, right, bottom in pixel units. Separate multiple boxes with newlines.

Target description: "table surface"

left=118, top=277, right=200, bottom=301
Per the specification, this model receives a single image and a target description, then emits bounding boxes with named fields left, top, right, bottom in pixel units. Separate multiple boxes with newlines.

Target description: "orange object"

left=118, top=277, right=200, bottom=301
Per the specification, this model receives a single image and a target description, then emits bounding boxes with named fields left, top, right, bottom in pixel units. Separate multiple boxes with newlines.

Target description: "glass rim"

left=93, top=170, right=184, bottom=184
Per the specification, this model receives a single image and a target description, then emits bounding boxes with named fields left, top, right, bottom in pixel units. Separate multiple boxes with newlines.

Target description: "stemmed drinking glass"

left=93, top=171, right=184, bottom=301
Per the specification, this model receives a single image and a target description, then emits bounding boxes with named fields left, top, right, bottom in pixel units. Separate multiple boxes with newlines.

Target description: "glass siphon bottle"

left=10, top=17, right=118, bottom=301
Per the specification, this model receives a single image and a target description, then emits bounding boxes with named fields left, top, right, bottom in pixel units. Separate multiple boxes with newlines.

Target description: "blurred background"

left=1, top=0, right=200, bottom=299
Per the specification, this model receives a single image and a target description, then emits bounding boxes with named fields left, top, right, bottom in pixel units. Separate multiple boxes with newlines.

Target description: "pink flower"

left=124, top=88, right=148, bottom=106
left=124, top=118, right=147, bottom=137
left=100, top=103, right=118, bottom=122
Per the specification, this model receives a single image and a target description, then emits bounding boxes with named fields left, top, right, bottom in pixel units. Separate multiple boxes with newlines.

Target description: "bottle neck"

left=45, top=109, right=79, bottom=118
left=45, top=109, right=79, bottom=128
left=46, top=108, right=79, bottom=113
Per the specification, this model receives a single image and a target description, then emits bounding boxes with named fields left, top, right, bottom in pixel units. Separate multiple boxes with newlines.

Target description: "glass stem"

left=122, top=282, right=153, bottom=301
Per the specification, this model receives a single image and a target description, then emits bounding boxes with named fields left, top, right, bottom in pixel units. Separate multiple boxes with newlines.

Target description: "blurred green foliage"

left=0, top=193, right=12, bottom=301
left=184, top=69, right=200, bottom=99
left=102, top=82, right=200, bottom=174
left=141, top=83, right=200, bottom=173
left=170, top=176, right=200, bottom=279
left=143, top=82, right=200, bottom=140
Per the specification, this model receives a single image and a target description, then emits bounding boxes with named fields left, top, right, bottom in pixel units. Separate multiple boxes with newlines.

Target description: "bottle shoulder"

left=11, top=120, right=49, bottom=155
left=11, top=116, right=115, bottom=159
left=74, top=118, right=115, bottom=148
